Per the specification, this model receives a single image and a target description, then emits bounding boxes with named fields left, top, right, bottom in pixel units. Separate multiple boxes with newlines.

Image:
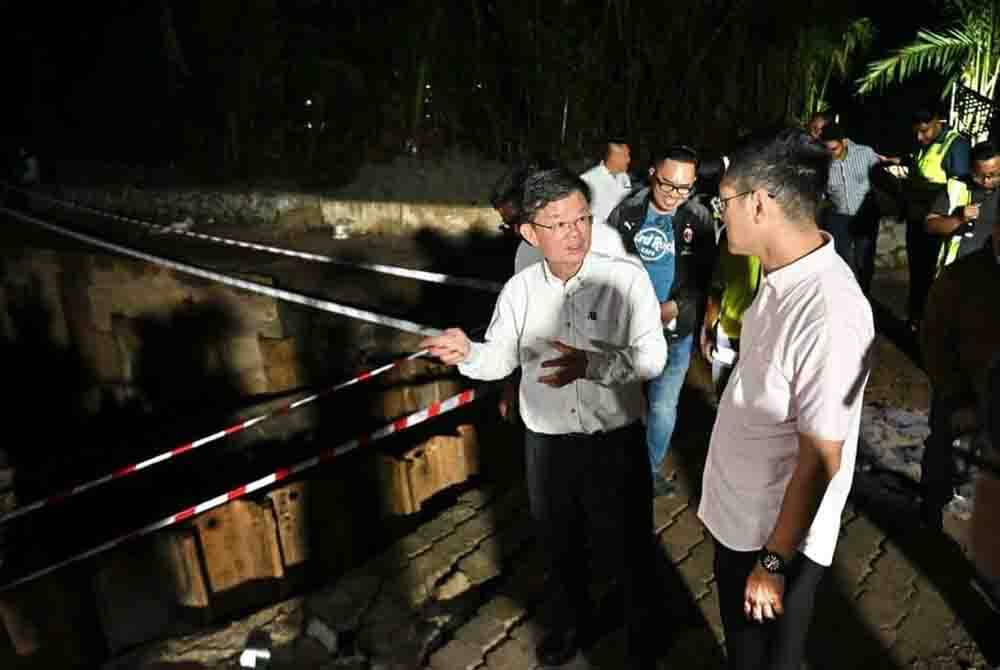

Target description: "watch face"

left=762, top=552, right=783, bottom=573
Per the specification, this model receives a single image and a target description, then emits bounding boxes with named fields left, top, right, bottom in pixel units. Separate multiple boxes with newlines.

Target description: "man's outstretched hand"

left=420, top=328, right=471, bottom=365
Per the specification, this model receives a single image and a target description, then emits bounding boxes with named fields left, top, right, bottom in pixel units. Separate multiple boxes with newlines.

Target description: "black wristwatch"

left=758, top=548, right=787, bottom=576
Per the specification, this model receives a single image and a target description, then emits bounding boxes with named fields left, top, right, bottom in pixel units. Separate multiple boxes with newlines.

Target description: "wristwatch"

left=758, top=548, right=787, bottom=576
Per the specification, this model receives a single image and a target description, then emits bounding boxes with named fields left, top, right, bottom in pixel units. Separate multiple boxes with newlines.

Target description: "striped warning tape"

left=7, top=185, right=505, bottom=293
left=0, top=387, right=480, bottom=592
left=0, top=350, right=429, bottom=526
left=1, top=206, right=443, bottom=337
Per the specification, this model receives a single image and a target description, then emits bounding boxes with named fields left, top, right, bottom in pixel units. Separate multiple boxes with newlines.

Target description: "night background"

left=0, top=0, right=961, bottom=185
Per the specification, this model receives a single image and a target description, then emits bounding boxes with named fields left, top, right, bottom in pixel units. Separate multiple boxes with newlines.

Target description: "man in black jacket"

left=608, top=146, right=716, bottom=496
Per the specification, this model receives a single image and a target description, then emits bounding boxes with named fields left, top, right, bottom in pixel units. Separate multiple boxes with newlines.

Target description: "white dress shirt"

left=581, top=162, right=632, bottom=225
left=459, top=251, right=667, bottom=435
left=698, top=234, right=875, bottom=566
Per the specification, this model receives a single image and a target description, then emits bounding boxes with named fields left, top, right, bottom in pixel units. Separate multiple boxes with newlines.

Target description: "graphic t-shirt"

left=633, top=206, right=676, bottom=302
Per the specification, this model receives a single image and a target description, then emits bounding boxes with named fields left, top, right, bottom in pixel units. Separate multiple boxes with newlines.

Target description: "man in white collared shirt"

left=421, top=168, right=666, bottom=669
left=581, top=139, right=633, bottom=225
left=698, top=129, right=874, bottom=670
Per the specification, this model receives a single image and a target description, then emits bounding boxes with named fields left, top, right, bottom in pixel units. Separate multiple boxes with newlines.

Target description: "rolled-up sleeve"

left=458, top=285, right=521, bottom=382
left=585, top=272, right=667, bottom=385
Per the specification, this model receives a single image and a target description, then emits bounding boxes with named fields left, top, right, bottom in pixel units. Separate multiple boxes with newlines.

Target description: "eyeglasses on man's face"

left=652, top=174, right=695, bottom=196
left=530, top=213, right=594, bottom=237
left=711, top=189, right=778, bottom=218
left=711, top=190, right=752, bottom=218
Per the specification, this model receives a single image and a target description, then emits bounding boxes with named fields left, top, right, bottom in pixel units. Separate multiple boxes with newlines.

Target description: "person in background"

left=900, top=108, right=971, bottom=333
left=806, top=111, right=834, bottom=141
left=609, top=145, right=715, bottom=497
left=701, top=227, right=761, bottom=398
left=580, top=138, right=633, bottom=225
left=926, top=141, right=1000, bottom=274
left=818, top=123, right=899, bottom=293
left=920, top=201, right=1000, bottom=532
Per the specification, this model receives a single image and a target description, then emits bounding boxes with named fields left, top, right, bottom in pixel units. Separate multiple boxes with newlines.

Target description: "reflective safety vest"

left=916, top=128, right=961, bottom=185
left=936, top=186, right=974, bottom=275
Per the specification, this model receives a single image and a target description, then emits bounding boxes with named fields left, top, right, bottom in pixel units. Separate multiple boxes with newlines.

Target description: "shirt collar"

left=760, top=231, right=837, bottom=296
left=600, top=161, right=630, bottom=187
left=541, top=250, right=593, bottom=287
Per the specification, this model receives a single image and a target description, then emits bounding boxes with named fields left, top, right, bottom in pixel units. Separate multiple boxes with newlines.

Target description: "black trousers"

left=821, top=211, right=854, bottom=268
left=525, top=422, right=654, bottom=665
left=713, top=536, right=826, bottom=670
left=905, top=216, right=942, bottom=323
left=821, top=209, right=879, bottom=294
left=921, top=394, right=956, bottom=513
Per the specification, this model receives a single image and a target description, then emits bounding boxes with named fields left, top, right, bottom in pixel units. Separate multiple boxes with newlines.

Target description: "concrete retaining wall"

left=44, top=184, right=504, bottom=239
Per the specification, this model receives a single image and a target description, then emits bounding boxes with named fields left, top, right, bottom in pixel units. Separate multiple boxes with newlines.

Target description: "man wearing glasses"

left=608, top=145, right=715, bottom=496
left=698, top=129, right=874, bottom=670
left=926, top=141, right=1000, bottom=274
left=420, top=168, right=666, bottom=669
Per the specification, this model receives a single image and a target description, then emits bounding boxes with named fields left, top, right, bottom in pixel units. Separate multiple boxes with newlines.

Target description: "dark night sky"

left=1, top=0, right=953, bottom=164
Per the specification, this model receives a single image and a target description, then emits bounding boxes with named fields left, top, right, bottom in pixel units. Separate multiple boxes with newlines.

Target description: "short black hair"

left=722, top=127, right=830, bottom=223
left=652, top=144, right=699, bottom=169
left=972, top=141, right=999, bottom=163
left=808, top=111, right=833, bottom=124
left=697, top=156, right=726, bottom=182
left=520, top=167, right=591, bottom=224
left=912, top=108, right=941, bottom=125
left=819, top=123, right=846, bottom=142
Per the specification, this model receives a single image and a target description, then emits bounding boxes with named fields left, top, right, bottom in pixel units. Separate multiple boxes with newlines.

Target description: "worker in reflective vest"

left=927, top=141, right=999, bottom=276
left=902, top=109, right=971, bottom=332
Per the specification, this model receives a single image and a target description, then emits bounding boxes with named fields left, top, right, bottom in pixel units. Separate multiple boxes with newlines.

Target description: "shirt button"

left=570, top=408, right=576, bottom=413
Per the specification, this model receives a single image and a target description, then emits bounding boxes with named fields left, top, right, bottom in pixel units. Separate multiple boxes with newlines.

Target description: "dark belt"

left=563, top=421, right=640, bottom=440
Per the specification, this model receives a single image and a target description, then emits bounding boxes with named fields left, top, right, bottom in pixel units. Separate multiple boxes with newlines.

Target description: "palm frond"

left=856, top=27, right=975, bottom=95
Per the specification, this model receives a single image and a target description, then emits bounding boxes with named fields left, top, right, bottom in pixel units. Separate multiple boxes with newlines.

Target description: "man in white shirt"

left=698, top=129, right=875, bottom=669
left=581, top=139, right=633, bottom=225
left=513, top=140, right=632, bottom=273
left=421, top=168, right=666, bottom=669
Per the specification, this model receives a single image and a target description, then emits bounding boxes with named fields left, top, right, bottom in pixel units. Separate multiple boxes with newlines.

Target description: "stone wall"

left=43, top=184, right=503, bottom=239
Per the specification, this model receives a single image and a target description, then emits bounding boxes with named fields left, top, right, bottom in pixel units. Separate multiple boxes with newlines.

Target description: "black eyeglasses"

left=652, top=175, right=695, bottom=196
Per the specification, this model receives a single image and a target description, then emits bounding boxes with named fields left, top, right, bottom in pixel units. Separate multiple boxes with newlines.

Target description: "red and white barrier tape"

left=1, top=207, right=443, bottom=337
left=8, top=186, right=504, bottom=293
left=0, top=350, right=428, bottom=526
left=0, top=387, right=479, bottom=592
